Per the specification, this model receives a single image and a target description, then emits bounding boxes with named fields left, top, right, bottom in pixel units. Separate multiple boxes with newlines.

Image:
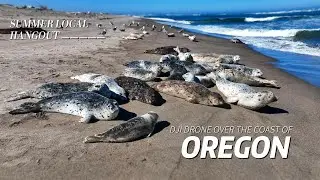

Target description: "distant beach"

left=144, top=9, right=320, bottom=87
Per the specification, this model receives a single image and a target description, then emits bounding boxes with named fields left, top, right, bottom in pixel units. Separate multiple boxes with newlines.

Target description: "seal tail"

left=9, top=102, right=41, bottom=115
left=5, top=91, right=32, bottom=102
left=83, top=134, right=107, bottom=143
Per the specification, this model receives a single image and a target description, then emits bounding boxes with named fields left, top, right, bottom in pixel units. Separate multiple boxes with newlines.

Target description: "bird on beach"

left=141, top=26, right=145, bottom=31
left=113, top=26, right=117, bottom=31
left=109, top=21, right=114, bottom=26
left=152, top=25, right=156, bottom=31
left=178, top=29, right=184, bottom=33
left=101, top=29, right=107, bottom=35
left=137, top=22, right=140, bottom=26
left=188, top=35, right=197, bottom=41
left=97, top=23, right=102, bottom=28
left=119, top=24, right=126, bottom=32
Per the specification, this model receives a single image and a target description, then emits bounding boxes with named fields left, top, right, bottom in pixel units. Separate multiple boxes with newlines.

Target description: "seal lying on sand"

left=173, top=47, right=194, bottom=62
left=183, top=72, right=215, bottom=88
left=84, top=111, right=158, bottom=143
left=114, top=76, right=165, bottom=106
left=160, top=54, right=179, bottom=62
left=123, top=68, right=158, bottom=81
left=160, top=60, right=188, bottom=80
left=9, top=92, right=120, bottom=123
left=219, top=63, right=263, bottom=77
left=208, top=68, right=279, bottom=88
left=161, top=59, right=207, bottom=75
left=152, top=80, right=226, bottom=107
left=211, top=74, right=278, bottom=110
left=6, top=82, right=111, bottom=102
left=124, top=60, right=162, bottom=76
left=71, top=73, right=127, bottom=100
left=144, top=46, right=190, bottom=56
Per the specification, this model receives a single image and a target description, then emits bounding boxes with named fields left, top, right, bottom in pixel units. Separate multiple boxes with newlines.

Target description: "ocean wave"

left=147, top=17, right=191, bottom=24
left=294, top=30, right=320, bottom=40
left=196, top=26, right=320, bottom=38
left=241, top=37, right=320, bottom=57
left=245, top=16, right=282, bottom=22
left=253, top=8, right=320, bottom=15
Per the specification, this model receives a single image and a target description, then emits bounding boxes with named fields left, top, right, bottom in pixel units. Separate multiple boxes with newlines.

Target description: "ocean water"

left=144, top=8, right=320, bottom=87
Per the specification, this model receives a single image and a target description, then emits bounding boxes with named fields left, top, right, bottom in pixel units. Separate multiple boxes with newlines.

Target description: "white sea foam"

left=253, top=8, right=320, bottom=15
left=147, top=17, right=191, bottom=24
left=245, top=16, right=282, bottom=22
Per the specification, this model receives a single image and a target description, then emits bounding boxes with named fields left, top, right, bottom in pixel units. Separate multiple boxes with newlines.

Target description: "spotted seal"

left=189, top=52, right=240, bottom=64
left=144, top=46, right=190, bottom=56
left=210, top=74, right=278, bottom=110
left=124, top=60, right=162, bottom=76
left=123, top=68, right=158, bottom=81
left=114, top=76, right=165, bottom=106
left=219, top=63, right=263, bottom=77
left=152, top=80, right=227, bottom=107
left=6, top=82, right=111, bottom=102
left=9, top=92, right=120, bottom=123
left=209, top=68, right=279, bottom=88
left=182, top=72, right=215, bottom=88
left=71, top=73, right=127, bottom=100
left=84, top=111, right=158, bottom=143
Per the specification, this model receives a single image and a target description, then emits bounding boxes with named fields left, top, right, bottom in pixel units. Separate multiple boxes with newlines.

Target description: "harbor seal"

left=173, top=46, right=194, bottom=62
left=189, top=52, right=240, bottom=64
left=159, top=54, right=179, bottom=62
left=211, top=74, right=278, bottom=110
left=124, top=60, right=162, bottom=76
left=9, top=92, right=120, bottom=123
left=183, top=72, right=215, bottom=88
left=84, top=111, right=158, bottom=143
left=144, top=46, right=190, bottom=56
left=209, top=68, right=279, bottom=88
left=152, top=80, right=227, bottom=107
left=71, top=73, right=127, bottom=100
left=114, top=76, right=165, bottom=106
left=6, top=82, right=111, bottom=102
left=219, top=63, right=263, bottom=77
left=123, top=68, right=158, bottom=81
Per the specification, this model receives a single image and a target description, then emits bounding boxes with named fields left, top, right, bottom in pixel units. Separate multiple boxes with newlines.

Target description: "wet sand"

left=0, top=5, right=320, bottom=180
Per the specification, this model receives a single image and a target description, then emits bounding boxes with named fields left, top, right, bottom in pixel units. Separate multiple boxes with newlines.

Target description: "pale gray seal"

left=152, top=80, right=227, bottom=107
left=71, top=73, right=127, bottom=100
left=114, top=76, right=165, bottom=106
left=210, top=68, right=279, bottom=88
left=84, top=111, right=159, bottom=143
left=190, top=52, right=240, bottom=64
left=182, top=72, right=215, bottom=88
left=9, top=92, right=120, bottom=123
left=173, top=46, right=194, bottom=62
left=124, top=60, right=162, bottom=76
left=123, top=68, right=158, bottom=81
left=208, top=74, right=278, bottom=110
left=6, top=82, right=111, bottom=102
left=219, top=63, right=263, bottom=77
left=159, top=54, right=179, bottom=62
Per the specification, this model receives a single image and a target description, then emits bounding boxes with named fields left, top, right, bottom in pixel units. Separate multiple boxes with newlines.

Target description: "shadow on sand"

left=151, top=120, right=171, bottom=136
left=257, top=105, right=288, bottom=114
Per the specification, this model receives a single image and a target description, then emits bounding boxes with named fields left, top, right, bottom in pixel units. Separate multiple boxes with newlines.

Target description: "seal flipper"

left=83, top=135, right=104, bottom=143
left=9, top=102, right=41, bottom=114
left=226, top=96, right=239, bottom=104
left=6, top=91, right=32, bottom=102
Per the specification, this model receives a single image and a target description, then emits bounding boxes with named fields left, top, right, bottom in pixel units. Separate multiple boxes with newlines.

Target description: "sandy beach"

left=0, top=5, right=320, bottom=180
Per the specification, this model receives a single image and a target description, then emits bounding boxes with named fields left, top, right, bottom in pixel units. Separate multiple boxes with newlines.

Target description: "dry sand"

left=0, top=5, right=320, bottom=180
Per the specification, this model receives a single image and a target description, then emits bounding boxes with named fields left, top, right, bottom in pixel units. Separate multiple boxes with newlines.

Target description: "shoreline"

left=144, top=17, right=320, bottom=88
left=0, top=6, right=320, bottom=180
